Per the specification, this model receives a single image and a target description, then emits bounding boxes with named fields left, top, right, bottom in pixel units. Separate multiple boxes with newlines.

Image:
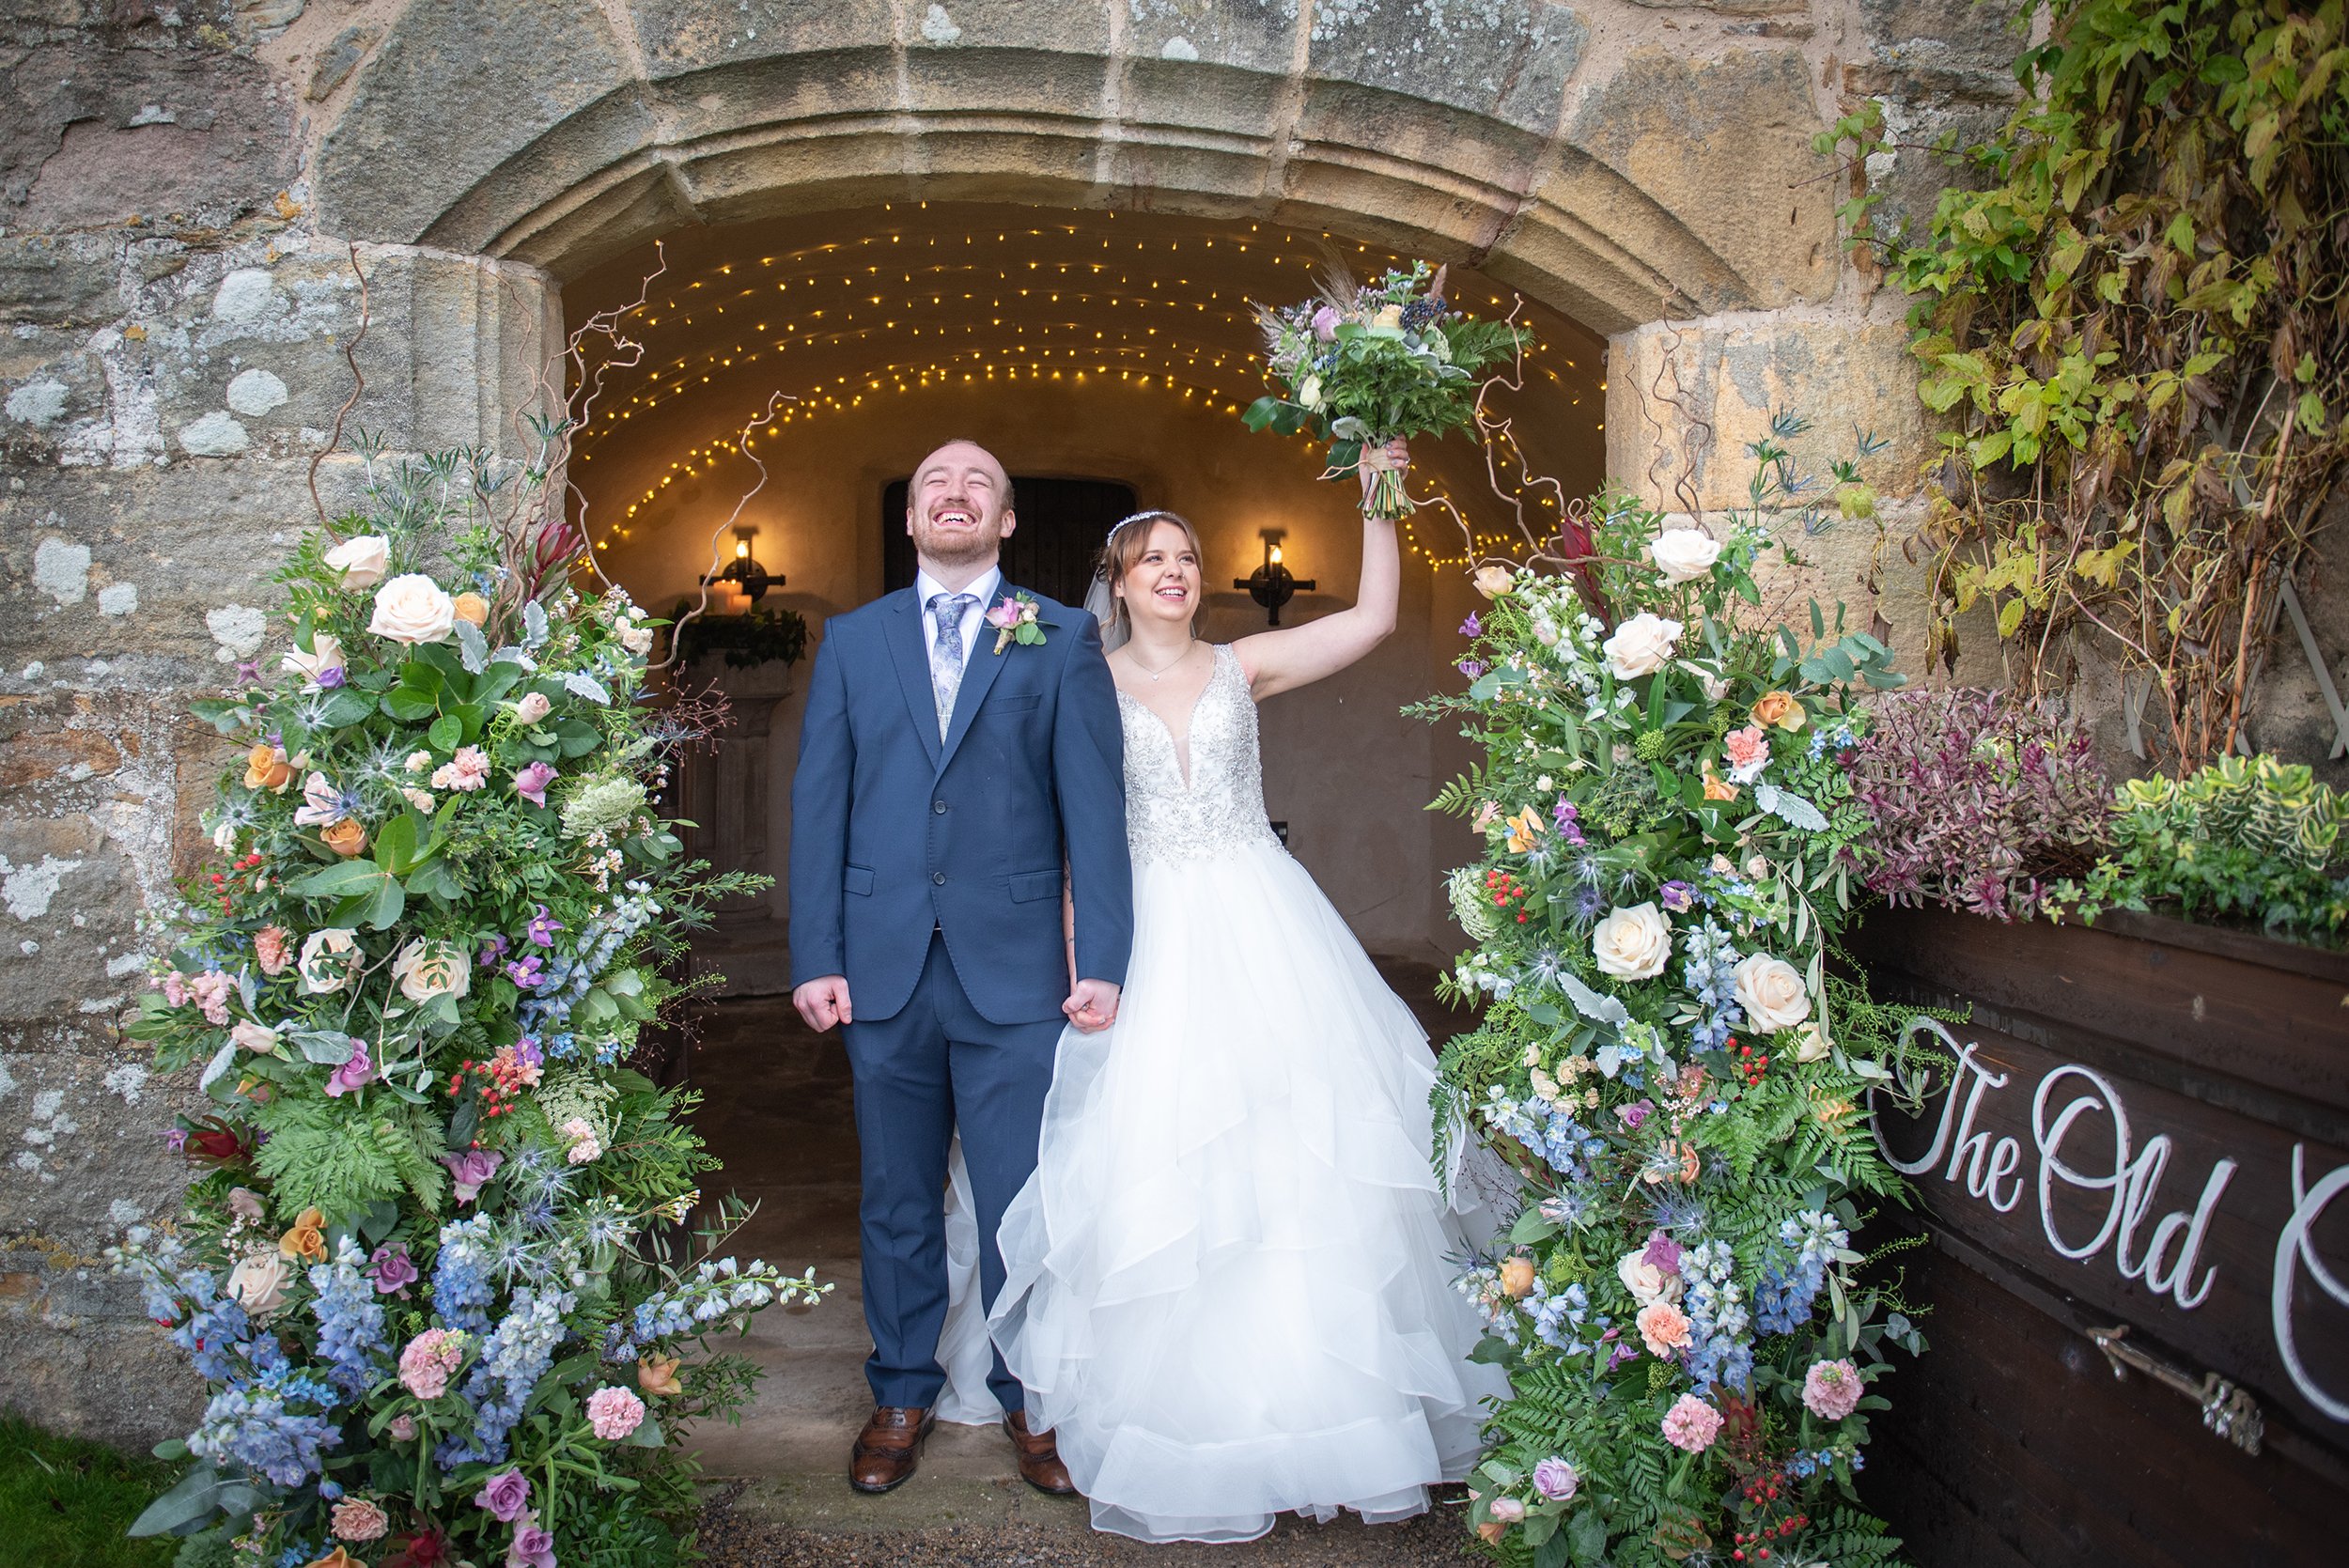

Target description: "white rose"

left=1602, top=613, right=1683, bottom=680
left=1733, top=952, right=1812, bottom=1032
left=618, top=624, right=655, bottom=657
left=1795, top=1021, right=1832, bottom=1063
left=298, top=927, right=362, bottom=995
left=1592, top=902, right=1672, bottom=980
left=514, top=691, right=552, bottom=725
left=1297, top=374, right=1324, bottom=409
left=226, top=1250, right=289, bottom=1314
left=1617, top=1250, right=1684, bottom=1307
left=1647, top=528, right=1723, bottom=584
left=323, top=535, right=391, bottom=589
left=280, top=634, right=344, bottom=684
left=391, top=938, right=472, bottom=1003
left=368, top=574, right=457, bottom=645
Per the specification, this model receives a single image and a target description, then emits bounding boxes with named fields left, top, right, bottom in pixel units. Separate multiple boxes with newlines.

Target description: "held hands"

left=1065, top=978, right=1121, bottom=1033
left=1357, top=437, right=1409, bottom=508
left=793, top=975, right=853, bottom=1032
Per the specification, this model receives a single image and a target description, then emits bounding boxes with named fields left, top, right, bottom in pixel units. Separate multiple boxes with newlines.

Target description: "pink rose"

left=324, top=1039, right=374, bottom=1097
left=514, top=691, right=552, bottom=725
left=1660, top=1392, right=1723, bottom=1454
left=431, top=746, right=490, bottom=792
left=1637, top=1300, right=1692, bottom=1358
left=513, top=761, right=557, bottom=807
left=1803, top=1357, right=1865, bottom=1421
left=474, top=1467, right=532, bottom=1523
left=442, top=1148, right=504, bottom=1203
left=585, top=1384, right=646, bottom=1441
left=985, top=597, right=1023, bottom=631
left=509, top=1518, right=556, bottom=1568
left=387, top=1414, right=417, bottom=1443
left=1312, top=303, right=1341, bottom=341
left=398, top=1327, right=464, bottom=1400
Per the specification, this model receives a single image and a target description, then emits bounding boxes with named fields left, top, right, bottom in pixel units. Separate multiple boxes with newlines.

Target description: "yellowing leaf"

left=1997, top=596, right=2028, bottom=638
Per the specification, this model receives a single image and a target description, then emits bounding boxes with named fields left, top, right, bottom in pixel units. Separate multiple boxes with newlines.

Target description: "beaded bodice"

left=1119, top=644, right=1283, bottom=868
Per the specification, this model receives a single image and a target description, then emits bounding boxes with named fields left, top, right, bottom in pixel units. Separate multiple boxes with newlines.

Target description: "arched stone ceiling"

left=562, top=201, right=1607, bottom=565
left=308, top=0, right=1843, bottom=336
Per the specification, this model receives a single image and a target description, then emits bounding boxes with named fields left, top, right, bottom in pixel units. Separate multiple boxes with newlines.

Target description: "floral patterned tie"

left=927, top=592, right=977, bottom=739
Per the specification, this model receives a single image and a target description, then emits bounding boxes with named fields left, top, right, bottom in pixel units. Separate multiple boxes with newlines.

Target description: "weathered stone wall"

left=1, top=0, right=2019, bottom=1446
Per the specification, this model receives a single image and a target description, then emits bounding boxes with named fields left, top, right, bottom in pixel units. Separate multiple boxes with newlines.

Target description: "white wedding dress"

left=937, top=643, right=1506, bottom=1543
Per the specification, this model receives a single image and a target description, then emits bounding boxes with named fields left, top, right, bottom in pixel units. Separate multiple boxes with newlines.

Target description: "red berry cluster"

left=207, top=852, right=267, bottom=916
left=446, top=1055, right=529, bottom=1141
left=1485, top=868, right=1532, bottom=924
left=1733, top=1037, right=1771, bottom=1088
left=1730, top=1469, right=1809, bottom=1561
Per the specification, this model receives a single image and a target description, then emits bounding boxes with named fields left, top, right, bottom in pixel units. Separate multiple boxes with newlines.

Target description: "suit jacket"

left=787, top=582, right=1133, bottom=1025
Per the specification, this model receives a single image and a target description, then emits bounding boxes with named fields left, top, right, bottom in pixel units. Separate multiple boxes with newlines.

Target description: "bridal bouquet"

left=1417, top=425, right=1935, bottom=1567
left=109, top=449, right=825, bottom=1568
left=1242, top=260, right=1525, bottom=518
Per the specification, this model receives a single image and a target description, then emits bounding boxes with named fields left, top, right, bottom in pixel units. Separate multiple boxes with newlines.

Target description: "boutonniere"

left=987, top=591, right=1046, bottom=654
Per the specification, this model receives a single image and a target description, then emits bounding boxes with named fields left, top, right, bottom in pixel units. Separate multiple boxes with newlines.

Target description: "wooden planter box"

left=1850, top=907, right=2349, bottom=1566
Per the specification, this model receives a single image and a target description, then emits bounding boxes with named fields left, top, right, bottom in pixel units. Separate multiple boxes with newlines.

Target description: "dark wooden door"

left=883, top=476, right=1137, bottom=607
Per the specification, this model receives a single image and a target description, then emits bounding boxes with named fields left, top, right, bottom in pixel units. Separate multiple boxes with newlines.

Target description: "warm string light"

left=571, top=206, right=1599, bottom=561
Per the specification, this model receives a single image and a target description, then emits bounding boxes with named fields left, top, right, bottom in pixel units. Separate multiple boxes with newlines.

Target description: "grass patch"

left=0, top=1415, right=179, bottom=1568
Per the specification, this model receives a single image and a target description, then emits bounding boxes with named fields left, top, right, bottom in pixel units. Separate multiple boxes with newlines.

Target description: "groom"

left=789, top=439, right=1132, bottom=1495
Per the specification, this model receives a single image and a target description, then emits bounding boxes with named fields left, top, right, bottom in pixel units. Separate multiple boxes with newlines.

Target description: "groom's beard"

left=911, top=513, right=1007, bottom=569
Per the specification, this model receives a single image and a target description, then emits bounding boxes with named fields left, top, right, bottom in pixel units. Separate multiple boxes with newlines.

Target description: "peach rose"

left=452, top=591, right=490, bottom=627
left=244, top=743, right=295, bottom=793
left=278, top=1206, right=328, bottom=1263
left=1499, top=1256, right=1537, bottom=1298
left=320, top=817, right=368, bottom=858
left=1702, top=764, right=1739, bottom=802
left=1750, top=690, right=1806, bottom=732
left=1471, top=564, right=1514, bottom=599
left=229, top=1019, right=282, bottom=1056
left=637, top=1354, right=683, bottom=1398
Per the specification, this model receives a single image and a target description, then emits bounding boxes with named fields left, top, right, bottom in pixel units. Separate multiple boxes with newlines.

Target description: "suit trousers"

left=842, top=929, right=1062, bottom=1412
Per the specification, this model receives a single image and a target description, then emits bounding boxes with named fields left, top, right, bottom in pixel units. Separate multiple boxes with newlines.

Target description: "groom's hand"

left=1064, top=979, right=1121, bottom=1033
left=793, top=975, right=853, bottom=1032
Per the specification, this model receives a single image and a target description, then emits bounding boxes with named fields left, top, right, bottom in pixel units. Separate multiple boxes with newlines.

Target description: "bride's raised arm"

left=1232, top=439, right=1406, bottom=699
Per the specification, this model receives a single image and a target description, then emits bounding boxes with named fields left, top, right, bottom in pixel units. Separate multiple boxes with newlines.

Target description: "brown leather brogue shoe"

left=1003, top=1408, right=1077, bottom=1496
left=849, top=1405, right=936, bottom=1493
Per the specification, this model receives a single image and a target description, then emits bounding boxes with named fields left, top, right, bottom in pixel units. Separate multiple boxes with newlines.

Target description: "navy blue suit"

left=789, top=582, right=1131, bottom=1411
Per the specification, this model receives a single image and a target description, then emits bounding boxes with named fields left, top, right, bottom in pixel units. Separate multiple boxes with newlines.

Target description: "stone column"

left=0, top=224, right=557, bottom=1447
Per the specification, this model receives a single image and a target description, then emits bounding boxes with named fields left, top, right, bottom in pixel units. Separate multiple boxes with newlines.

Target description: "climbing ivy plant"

left=1827, top=0, right=2349, bottom=769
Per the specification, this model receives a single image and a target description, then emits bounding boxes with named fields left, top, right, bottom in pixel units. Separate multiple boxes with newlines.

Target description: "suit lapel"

left=937, top=582, right=1017, bottom=771
left=880, top=588, right=943, bottom=769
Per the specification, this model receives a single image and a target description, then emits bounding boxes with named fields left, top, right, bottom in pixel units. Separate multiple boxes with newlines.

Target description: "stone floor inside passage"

left=676, top=960, right=1480, bottom=1565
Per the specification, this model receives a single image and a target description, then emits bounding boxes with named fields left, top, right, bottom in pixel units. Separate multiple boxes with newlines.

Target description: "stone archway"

left=295, top=0, right=1941, bottom=521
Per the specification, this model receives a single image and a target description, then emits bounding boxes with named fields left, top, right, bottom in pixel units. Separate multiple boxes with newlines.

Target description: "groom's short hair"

left=916, top=438, right=1016, bottom=514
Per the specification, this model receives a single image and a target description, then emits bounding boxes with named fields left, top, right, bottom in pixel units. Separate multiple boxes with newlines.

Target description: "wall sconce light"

left=702, top=525, right=781, bottom=605
left=1236, top=528, right=1315, bottom=627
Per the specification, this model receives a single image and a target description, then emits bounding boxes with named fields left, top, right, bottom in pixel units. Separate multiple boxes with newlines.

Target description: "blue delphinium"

left=188, top=1376, right=341, bottom=1487
left=306, top=1239, right=389, bottom=1397
left=1679, top=920, right=1746, bottom=1049
left=439, top=1285, right=576, bottom=1467
left=1481, top=1087, right=1607, bottom=1180
left=1527, top=1279, right=1611, bottom=1356
left=1680, top=1240, right=1753, bottom=1393
left=1756, top=1209, right=1848, bottom=1334
left=432, top=1214, right=498, bottom=1334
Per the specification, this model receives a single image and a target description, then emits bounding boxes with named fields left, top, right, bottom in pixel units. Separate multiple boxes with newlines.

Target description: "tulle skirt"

left=941, top=839, right=1508, bottom=1543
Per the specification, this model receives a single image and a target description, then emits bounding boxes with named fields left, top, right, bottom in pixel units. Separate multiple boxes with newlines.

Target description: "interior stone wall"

left=0, top=0, right=2031, bottom=1447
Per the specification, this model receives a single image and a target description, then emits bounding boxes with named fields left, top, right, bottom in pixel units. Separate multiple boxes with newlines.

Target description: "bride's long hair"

left=1083, top=509, right=1203, bottom=651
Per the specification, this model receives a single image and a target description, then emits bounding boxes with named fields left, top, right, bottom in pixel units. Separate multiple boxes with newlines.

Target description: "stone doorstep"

left=699, top=1444, right=1093, bottom=1537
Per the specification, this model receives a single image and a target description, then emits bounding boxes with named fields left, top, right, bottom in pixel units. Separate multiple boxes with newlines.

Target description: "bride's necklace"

left=1129, top=641, right=1197, bottom=682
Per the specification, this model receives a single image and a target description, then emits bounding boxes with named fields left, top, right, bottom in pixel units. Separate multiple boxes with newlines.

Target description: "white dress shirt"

left=913, top=563, right=1003, bottom=665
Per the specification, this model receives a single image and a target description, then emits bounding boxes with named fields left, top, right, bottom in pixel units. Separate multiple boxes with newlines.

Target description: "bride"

left=939, top=442, right=1506, bottom=1543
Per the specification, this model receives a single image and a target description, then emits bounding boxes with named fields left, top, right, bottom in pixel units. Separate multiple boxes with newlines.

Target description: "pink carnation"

left=190, top=970, right=234, bottom=1027
left=1803, top=1357, right=1865, bottom=1421
left=585, top=1384, right=646, bottom=1441
left=160, top=970, right=191, bottom=1007
left=1724, top=724, right=1770, bottom=783
left=1660, top=1391, right=1723, bottom=1454
left=254, top=926, right=292, bottom=976
left=398, top=1327, right=464, bottom=1400
left=331, top=1498, right=389, bottom=1541
left=1636, top=1300, right=1692, bottom=1358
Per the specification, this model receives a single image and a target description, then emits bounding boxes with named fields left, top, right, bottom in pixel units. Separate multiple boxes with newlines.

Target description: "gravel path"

left=694, top=1483, right=1486, bottom=1567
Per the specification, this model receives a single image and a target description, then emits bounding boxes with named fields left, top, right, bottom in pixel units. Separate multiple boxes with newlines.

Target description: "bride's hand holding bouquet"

left=1242, top=261, right=1524, bottom=519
